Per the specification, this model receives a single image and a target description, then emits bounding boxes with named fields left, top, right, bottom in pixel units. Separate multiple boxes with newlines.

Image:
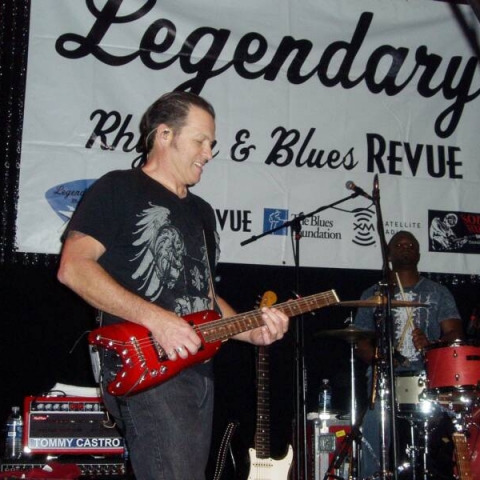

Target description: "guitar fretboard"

left=453, top=432, right=472, bottom=480
left=255, top=347, right=270, bottom=458
left=200, top=290, right=339, bottom=342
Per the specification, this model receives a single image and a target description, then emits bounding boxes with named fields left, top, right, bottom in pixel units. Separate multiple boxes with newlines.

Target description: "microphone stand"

left=371, top=174, right=399, bottom=479
left=241, top=193, right=359, bottom=480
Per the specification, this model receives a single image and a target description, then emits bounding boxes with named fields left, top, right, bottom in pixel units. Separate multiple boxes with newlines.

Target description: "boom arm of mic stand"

left=240, top=193, right=359, bottom=247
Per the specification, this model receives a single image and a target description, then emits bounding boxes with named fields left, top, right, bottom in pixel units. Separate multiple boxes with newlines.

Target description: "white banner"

left=17, top=0, right=480, bottom=274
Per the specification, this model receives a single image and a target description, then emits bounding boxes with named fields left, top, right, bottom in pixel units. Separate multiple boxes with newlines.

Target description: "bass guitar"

left=248, top=291, right=293, bottom=479
left=88, top=289, right=339, bottom=396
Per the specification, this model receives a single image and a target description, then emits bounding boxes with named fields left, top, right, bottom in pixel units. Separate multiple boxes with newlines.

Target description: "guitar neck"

left=453, top=432, right=472, bottom=480
left=200, top=290, right=339, bottom=343
left=255, top=346, right=270, bottom=458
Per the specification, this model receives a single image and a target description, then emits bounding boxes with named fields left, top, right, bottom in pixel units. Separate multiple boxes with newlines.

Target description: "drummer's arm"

left=439, top=318, right=465, bottom=343
left=412, top=318, right=464, bottom=351
left=355, top=338, right=376, bottom=365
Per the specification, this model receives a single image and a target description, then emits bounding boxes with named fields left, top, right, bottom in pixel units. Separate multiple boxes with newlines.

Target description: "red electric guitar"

left=88, top=289, right=339, bottom=396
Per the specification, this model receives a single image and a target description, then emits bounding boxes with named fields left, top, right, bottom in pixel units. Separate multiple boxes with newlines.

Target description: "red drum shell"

left=424, top=341, right=480, bottom=392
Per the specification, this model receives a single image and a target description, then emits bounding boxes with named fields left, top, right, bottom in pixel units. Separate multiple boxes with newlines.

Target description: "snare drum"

left=395, top=371, right=428, bottom=415
left=424, top=341, right=480, bottom=396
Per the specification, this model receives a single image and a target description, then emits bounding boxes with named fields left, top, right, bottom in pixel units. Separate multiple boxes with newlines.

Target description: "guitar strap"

left=193, top=197, right=222, bottom=316
left=191, top=196, right=217, bottom=275
left=203, top=229, right=221, bottom=316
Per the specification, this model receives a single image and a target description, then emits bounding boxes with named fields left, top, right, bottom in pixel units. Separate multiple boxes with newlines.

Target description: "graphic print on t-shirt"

left=130, top=203, right=210, bottom=313
left=393, top=291, right=430, bottom=363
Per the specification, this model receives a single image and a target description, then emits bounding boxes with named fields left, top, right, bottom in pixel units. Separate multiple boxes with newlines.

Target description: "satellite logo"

left=45, top=179, right=96, bottom=223
left=352, top=208, right=376, bottom=246
left=263, top=208, right=289, bottom=236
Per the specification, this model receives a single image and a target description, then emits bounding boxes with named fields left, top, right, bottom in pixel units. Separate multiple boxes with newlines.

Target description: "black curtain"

left=1, top=2, right=479, bottom=476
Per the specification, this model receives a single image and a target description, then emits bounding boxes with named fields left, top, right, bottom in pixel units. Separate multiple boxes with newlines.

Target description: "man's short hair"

left=140, top=91, right=216, bottom=155
left=388, top=230, right=420, bottom=250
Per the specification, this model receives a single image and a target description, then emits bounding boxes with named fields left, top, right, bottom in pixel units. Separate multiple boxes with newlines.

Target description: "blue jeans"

left=101, top=357, right=214, bottom=480
left=360, top=401, right=388, bottom=478
left=359, top=368, right=391, bottom=478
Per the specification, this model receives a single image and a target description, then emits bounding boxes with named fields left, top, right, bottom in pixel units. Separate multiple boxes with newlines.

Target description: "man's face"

left=445, top=215, right=457, bottom=227
left=168, top=106, right=216, bottom=187
left=388, top=234, right=420, bottom=269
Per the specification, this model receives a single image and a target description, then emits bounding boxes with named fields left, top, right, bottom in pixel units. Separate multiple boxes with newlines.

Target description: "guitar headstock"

left=258, top=290, right=277, bottom=309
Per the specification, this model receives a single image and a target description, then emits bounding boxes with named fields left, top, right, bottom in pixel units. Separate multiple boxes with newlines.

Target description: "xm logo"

left=263, top=208, right=289, bottom=236
left=352, top=208, right=376, bottom=246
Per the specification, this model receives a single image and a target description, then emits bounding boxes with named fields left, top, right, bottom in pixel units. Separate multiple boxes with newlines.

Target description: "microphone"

left=372, top=174, right=380, bottom=201
left=345, top=181, right=372, bottom=200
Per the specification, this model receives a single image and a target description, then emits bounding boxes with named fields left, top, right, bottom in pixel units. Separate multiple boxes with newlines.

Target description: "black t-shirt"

left=66, top=168, right=218, bottom=326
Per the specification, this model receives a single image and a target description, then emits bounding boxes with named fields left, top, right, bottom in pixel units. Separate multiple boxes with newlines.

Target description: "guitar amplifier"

left=0, top=456, right=127, bottom=476
left=307, top=412, right=351, bottom=480
left=23, top=395, right=125, bottom=455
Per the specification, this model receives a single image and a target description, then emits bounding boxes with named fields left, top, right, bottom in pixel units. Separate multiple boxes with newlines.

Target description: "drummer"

left=354, top=230, right=464, bottom=478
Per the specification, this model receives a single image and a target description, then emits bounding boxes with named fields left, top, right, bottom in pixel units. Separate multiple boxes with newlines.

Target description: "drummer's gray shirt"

left=354, top=276, right=461, bottom=372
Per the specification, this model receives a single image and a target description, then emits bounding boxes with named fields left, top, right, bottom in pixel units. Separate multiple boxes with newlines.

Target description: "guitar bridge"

left=150, top=334, right=169, bottom=361
left=131, top=337, right=146, bottom=368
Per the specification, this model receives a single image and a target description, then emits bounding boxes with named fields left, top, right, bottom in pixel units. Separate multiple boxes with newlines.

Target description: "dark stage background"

left=0, top=259, right=478, bottom=475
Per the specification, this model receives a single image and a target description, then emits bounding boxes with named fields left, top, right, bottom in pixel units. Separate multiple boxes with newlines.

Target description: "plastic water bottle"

left=319, top=378, right=332, bottom=414
left=4, top=406, right=23, bottom=459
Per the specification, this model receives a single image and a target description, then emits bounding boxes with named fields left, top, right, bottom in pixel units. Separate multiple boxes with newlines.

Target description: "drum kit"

left=316, top=294, right=480, bottom=480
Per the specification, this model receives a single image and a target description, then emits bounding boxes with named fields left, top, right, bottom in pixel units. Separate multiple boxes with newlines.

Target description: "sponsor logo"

left=263, top=208, right=342, bottom=240
left=384, top=220, right=422, bottom=237
left=45, top=179, right=96, bottom=222
left=263, top=208, right=289, bottom=236
left=352, top=208, right=423, bottom=247
left=429, top=210, right=480, bottom=254
left=352, top=208, right=376, bottom=246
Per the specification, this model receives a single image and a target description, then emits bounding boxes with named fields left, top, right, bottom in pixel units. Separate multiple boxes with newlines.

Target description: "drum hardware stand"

left=406, top=419, right=419, bottom=480
left=369, top=174, right=400, bottom=480
left=420, top=416, right=430, bottom=480
left=399, top=413, right=429, bottom=480
left=347, top=318, right=361, bottom=480
left=324, top=314, right=367, bottom=480
left=361, top=297, right=397, bottom=480
left=240, top=192, right=360, bottom=480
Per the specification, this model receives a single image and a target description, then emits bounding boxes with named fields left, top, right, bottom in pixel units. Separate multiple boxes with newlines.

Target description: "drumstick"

left=395, top=272, right=416, bottom=351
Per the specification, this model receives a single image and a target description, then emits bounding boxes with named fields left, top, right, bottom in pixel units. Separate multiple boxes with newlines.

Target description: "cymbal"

left=337, top=295, right=427, bottom=308
left=315, top=325, right=376, bottom=343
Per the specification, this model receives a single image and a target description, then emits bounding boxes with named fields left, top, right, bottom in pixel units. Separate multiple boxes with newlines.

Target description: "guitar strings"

left=96, top=291, right=338, bottom=391
left=97, top=291, right=337, bottom=350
